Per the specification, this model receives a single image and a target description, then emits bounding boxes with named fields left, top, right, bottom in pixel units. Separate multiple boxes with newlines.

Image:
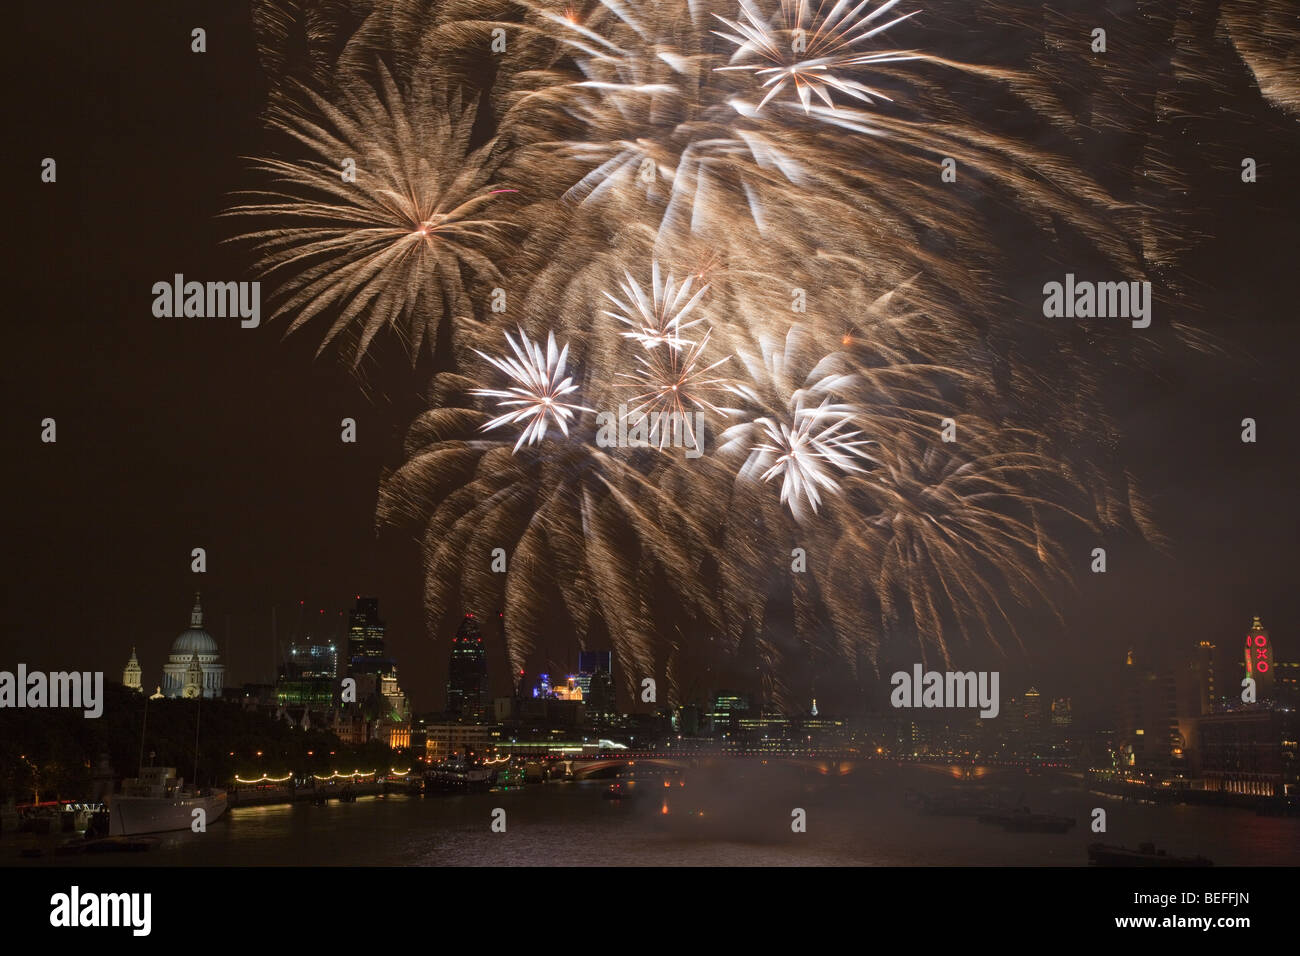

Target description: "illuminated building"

left=446, top=614, right=488, bottom=722
left=161, top=593, right=225, bottom=699
left=327, top=671, right=411, bottom=744
left=552, top=676, right=583, bottom=701
left=1197, top=708, right=1299, bottom=796
left=339, top=598, right=411, bottom=742
left=276, top=639, right=339, bottom=707
left=1199, top=640, right=1217, bottom=710
left=708, top=692, right=751, bottom=735
left=531, top=672, right=586, bottom=701
left=799, top=714, right=850, bottom=748
left=290, top=641, right=339, bottom=679
left=1117, top=649, right=1181, bottom=775
left=379, top=723, right=411, bottom=749
left=184, top=654, right=204, bottom=699
left=1050, top=698, right=1072, bottom=727
left=576, top=651, right=611, bottom=696
left=347, top=597, right=388, bottom=675
left=379, top=670, right=410, bottom=723
left=1176, top=640, right=1217, bottom=717
left=409, top=719, right=428, bottom=756
left=587, top=671, right=614, bottom=724
left=1022, top=687, right=1046, bottom=755
left=734, top=711, right=792, bottom=750
left=122, top=648, right=143, bottom=693
left=577, top=651, right=615, bottom=724
left=425, top=721, right=493, bottom=760
left=534, top=673, right=552, bottom=698
left=329, top=709, right=368, bottom=746
left=517, top=688, right=587, bottom=728
left=275, top=678, right=333, bottom=707
left=1174, top=639, right=1221, bottom=772
left=1274, top=660, right=1300, bottom=708
left=1244, top=616, right=1274, bottom=702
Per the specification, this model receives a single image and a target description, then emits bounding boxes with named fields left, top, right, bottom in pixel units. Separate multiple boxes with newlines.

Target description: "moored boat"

left=424, top=759, right=494, bottom=792
left=998, top=808, right=1075, bottom=833
left=108, top=767, right=227, bottom=836
left=1088, top=841, right=1213, bottom=866
left=918, top=790, right=1009, bottom=818
left=603, top=782, right=640, bottom=801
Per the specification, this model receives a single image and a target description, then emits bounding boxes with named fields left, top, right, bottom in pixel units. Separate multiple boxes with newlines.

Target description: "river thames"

left=8, top=764, right=1299, bottom=866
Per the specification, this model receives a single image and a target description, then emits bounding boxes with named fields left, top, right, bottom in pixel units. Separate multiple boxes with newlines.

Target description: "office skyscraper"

left=348, top=597, right=387, bottom=675
left=577, top=650, right=612, bottom=695
left=447, top=613, right=488, bottom=722
left=579, top=650, right=614, bottom=722
left=1177, top=640, right=1217, bottom=718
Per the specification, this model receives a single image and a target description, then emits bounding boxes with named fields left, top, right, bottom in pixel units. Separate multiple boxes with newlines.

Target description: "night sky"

left=6, top=1, right=1299, bottom=718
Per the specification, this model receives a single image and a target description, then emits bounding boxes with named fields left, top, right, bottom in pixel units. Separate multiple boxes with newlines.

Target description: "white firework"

left=472, top=327, right=593, bottom=451
left=602, top=261, right=711, bottom=351
left=713, top=0, right=921, bottom=113
left=753, top=396, right=875, bottom=517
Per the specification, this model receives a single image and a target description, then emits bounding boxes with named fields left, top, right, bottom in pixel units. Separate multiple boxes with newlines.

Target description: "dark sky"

left=5, top=1, right=1299, bottom=718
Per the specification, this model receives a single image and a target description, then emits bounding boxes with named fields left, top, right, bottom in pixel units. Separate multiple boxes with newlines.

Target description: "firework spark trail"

left=377, top=376, right=727, bottom=691
left=250, top=0, right=360, bottom=99
left=833, top=430, right=1096, bottom=664
left=1221, top=0, right=1300, bottom=118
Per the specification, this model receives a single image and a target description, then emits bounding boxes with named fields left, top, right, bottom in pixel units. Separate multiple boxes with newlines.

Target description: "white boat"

left=108, top=767, right=227, bottom=836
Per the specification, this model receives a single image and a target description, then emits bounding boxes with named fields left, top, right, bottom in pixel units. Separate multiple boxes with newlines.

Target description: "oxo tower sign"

left=1245, top=616, right=1274, bottom=699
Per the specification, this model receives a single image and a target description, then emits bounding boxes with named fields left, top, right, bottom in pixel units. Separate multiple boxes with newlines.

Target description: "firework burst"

left=239, top=0, right=1218, bottom=706
left=712, top=0, right=922, bottom=113
left=225, top=67, right=513, bottom=365
left=508, top=0, right=826, bottom=241
left=508, top=0, right=1141, bottom=273
left=602, top=261, right=711, bottom=350
left=716, top=326, right=881, bottom=519
left=617, top=329, right=738, bottom=449
left=473, top=327, right=593, bottom=450
left=751, top=398, right=875, bottom=518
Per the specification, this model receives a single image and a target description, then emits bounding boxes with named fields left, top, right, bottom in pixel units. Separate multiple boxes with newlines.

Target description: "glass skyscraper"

left=447, top=614, right=489, bottom=722
left=348, top=597, right=388, bottom=675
